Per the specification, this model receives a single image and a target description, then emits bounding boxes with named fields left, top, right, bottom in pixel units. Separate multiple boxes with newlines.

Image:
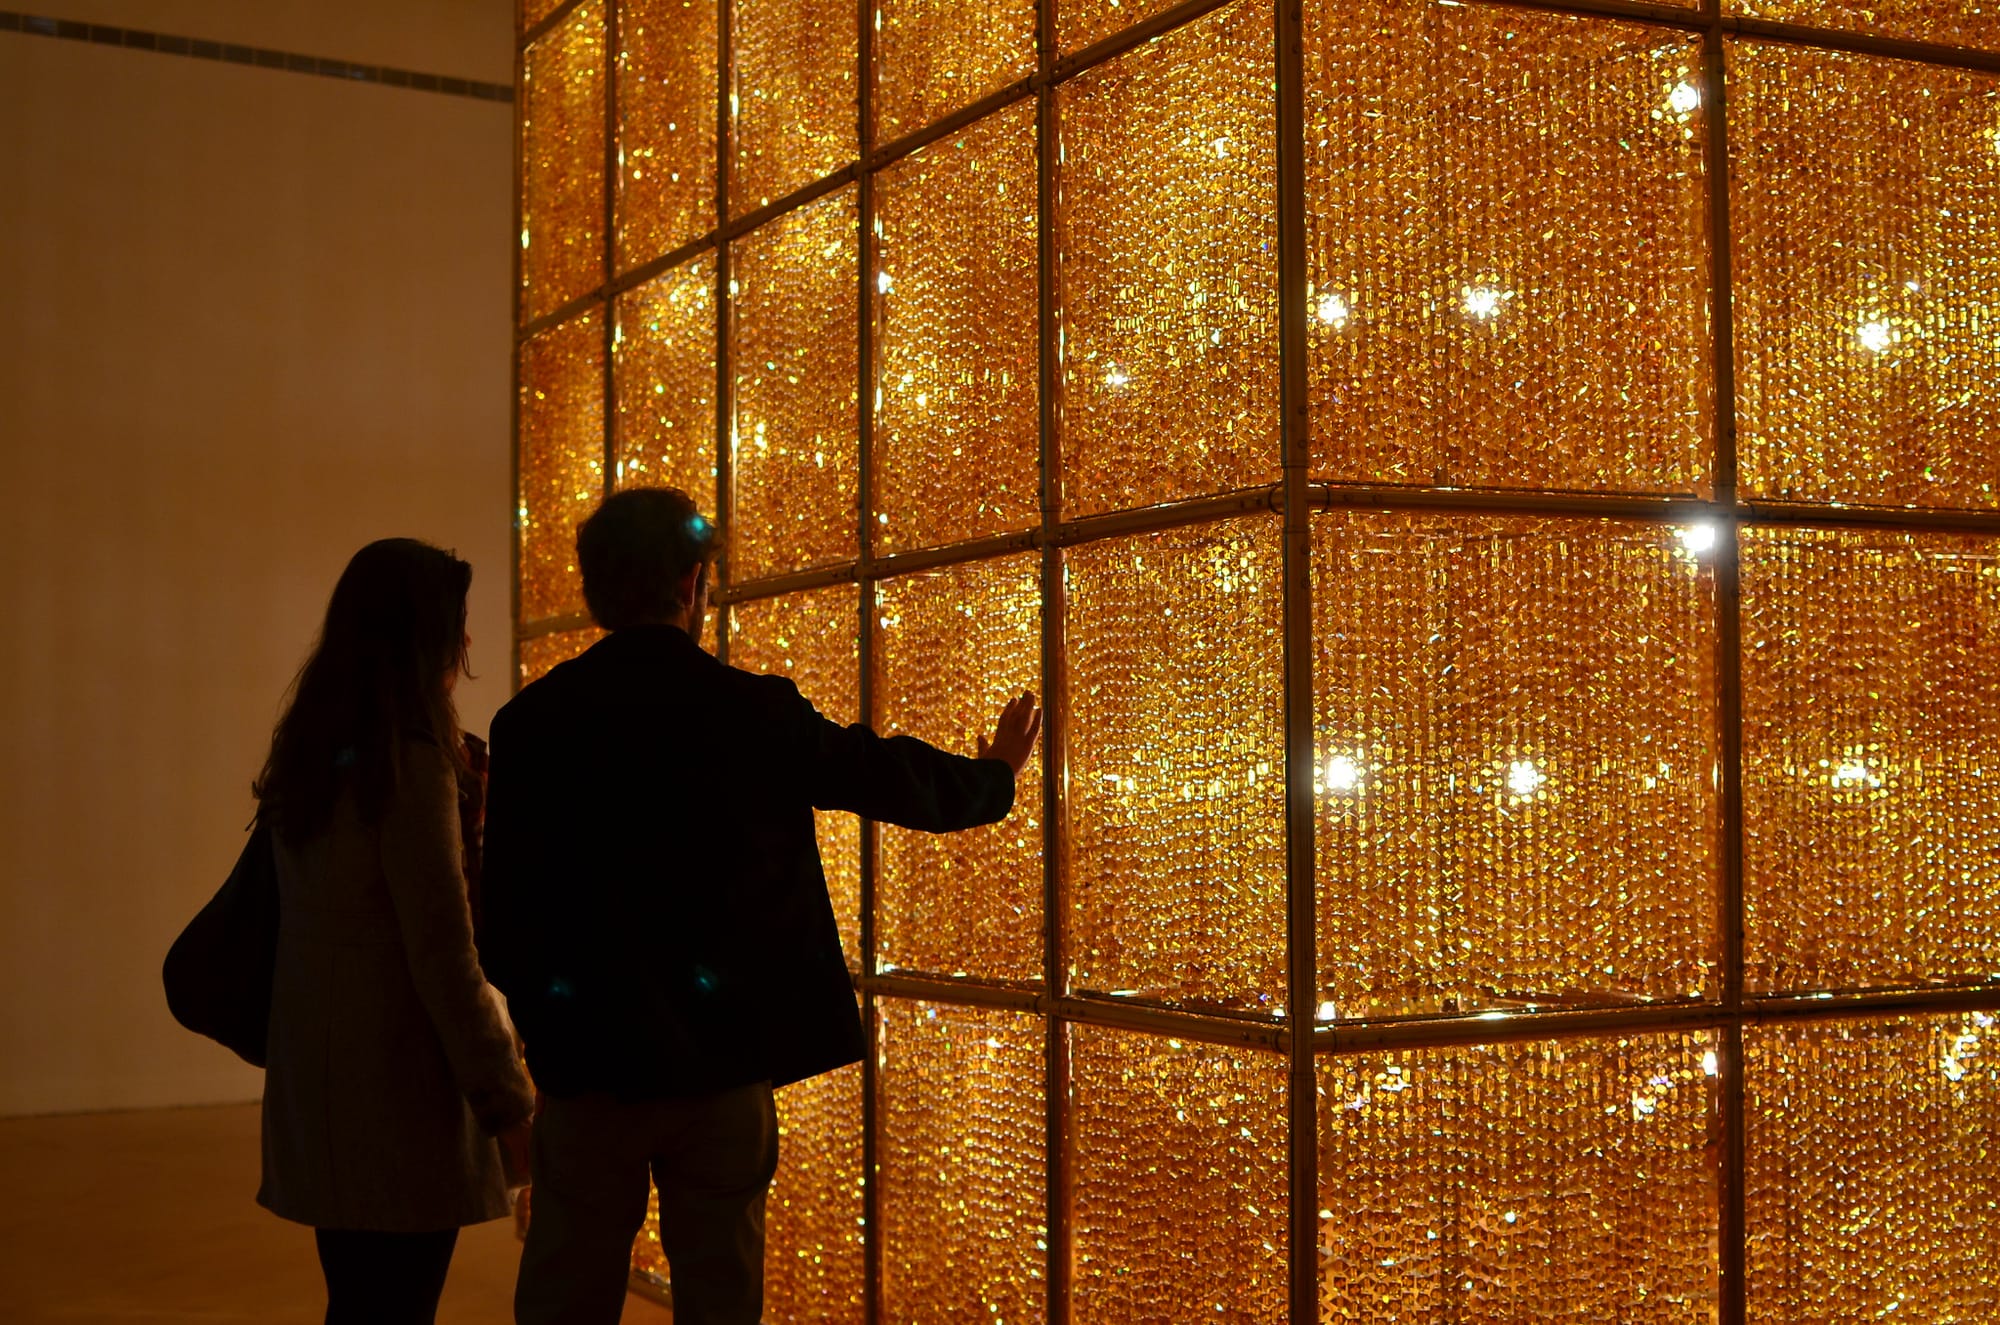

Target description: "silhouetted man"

left=483, top=487, right=1039, bottom=1325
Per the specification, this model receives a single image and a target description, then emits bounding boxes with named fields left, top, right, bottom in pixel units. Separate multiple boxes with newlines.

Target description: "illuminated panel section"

left=1726, top=0, right=2000, bottom=53
left=1056, top=1, right=1279, bottom=517
left=1070, top=1027, right=1287, bottom=1324
left=729, top=587, right=862, bottom=965
left=731, top=187, right=859, bottom=581
left=1740, top=526, right=2000, bottom=994
left=1313, top=513, right=1721, bottom=1019
left=873, top=556, right=1043, bottom=982
left=614, top=253, right=717, bottom=513
left=518, top=312, right=605, bottom=623
left=1319, top=1033, right=1718, bottom=1319
left=731, top=0, right=857, bottom=214
left=1303, top=0, right=1710, bottom=495
left=765, top=1063, right=865, bottom=1324
left=876, top=1000, right=1046, bottom=1324
left=616, top=0, right=716, bottom=268
left=522, top=0, right=564, bottom=30
left=1746, top=1014, right=2000, bottom=1321
left=1058, top=0, right=1188, bottom=54
left=1731, top=43, right=2000, bottom=509
left=1063, top=519, right=1286, bottom=1013
left=874, top=0, right=1035, bottom=142
left=521, top=2, right=605, bottom=324
left=872, top=102, right=1039, bottom=554
left=518, top=628, right=604, bottom=686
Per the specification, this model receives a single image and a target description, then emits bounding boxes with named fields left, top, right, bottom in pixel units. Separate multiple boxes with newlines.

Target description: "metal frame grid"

left=512, top=0, right=2000, bottom=1319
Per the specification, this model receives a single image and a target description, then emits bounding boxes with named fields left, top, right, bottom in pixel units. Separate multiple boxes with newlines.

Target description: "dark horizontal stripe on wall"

left=0, top=10, right=514, bottom=102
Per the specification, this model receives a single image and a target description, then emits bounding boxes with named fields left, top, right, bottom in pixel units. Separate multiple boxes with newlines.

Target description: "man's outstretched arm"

left=795, top=688, right=1041, bottom=834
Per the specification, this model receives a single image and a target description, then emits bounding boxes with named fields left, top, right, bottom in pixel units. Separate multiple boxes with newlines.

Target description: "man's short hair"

left=576, top=487, right=719, bottom=631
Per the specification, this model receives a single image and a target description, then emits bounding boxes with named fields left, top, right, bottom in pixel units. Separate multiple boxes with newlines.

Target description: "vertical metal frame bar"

left=601, top=0, right=619, bottom=509
left=1036, top=0, right=1071, bottom=1319
left=714, top=0, right=736, bottom=666
left=1701, top=13, right=1748, bottom=1324
left=1273, top=0, right=1317, bottom=1318
left=856, top=0, right=882, bottom=1319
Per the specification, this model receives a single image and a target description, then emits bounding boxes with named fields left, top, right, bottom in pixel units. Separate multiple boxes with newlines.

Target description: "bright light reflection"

left=1678, top=523, right=1718, bottom=555
left=1324, top=754, right=1363, bottom=791
left=1702, top=1049, right=1719, bottom=1076
left=1858, top=317, right=1896, bottom=354
left=1831, top=759, right=1882, bottom=789
left=1316, top=292, right=1350, bottom=327
left=877, top=270, right=893, bottom=293
left=1104, top=364, right=1129, bottom=388
left=1315, top=1000, right=1339, bottom=1022
left=1669, top=81, right=1701, bottom=115
left=1462, top=285, right=1510, bottom=319
left=1506, top=759, right=1544, bottom=797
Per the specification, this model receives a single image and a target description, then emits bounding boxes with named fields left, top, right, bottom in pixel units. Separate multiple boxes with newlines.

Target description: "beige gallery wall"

left=0, top=2, right=519, bottom=1115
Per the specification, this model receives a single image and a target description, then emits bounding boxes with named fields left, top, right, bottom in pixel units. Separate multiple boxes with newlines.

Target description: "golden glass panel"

left=614, top=253, right=717, bottom=514
left=616, top=0, right=716, bottom=268
left=729, top=587, right=862, bottom=964
left=731, top=187, right=859, bottom=581
left=1058, top=0, right=1187, bottom=54
left=730, top=0, right=857, bottom=214
left=1320, top=1033, right=1718, bottom=1320
left=1746, top=1014, right=2000, bottom=1321
left=1740, top=526, right=2000, bottom=994
left=518, top=311, right=605, bottom=623
left=1055, top=0, right=1279, bottom=517
left=875, top=0, right=1035, bottom=142
left=521, top=2, right=605, bottom=324
left=1063, top=519, right=1286, bottom=1012
left=1726, top=0, right=2000, bottom=52
left=873, top=556, right=1043, bottom=982
left=522, top=0, right=565, bottom=32
left=876, top=1000, right=1046, bottom=1324
left=872, top=102, right=1039, bottom=554
left=1313, top=513, right=1721, bottom=1019
left=1303, top=0, right=1710, bottom=494
left=518, top=628, right=605, bottom=686
left=631, top=1184, right=670, bottom=1292
left=1731, top=43, right=2000, bottom=509
left=765, top=1063, right=866, bottom=1324
left=1070, top=1027, right=1288, bottom=1324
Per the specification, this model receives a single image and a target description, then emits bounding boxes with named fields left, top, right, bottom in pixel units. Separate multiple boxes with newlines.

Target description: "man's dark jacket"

left=481, top=624, right=1014, bottom=1098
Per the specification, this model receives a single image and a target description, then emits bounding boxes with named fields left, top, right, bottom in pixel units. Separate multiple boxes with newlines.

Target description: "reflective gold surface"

left=1320, top=1033, right=1719, bottom=1320
left=1726, top=0, right=2000, bottom=52
left=731, top=0, right=857, bottom=214
left=876, top=1000, right=1046, bottom=1324
left=1746, top=1014, right=2000, bottom=1320
left=764, top=1064, right=866, bottom=1324
left=614, top=253, right=717, bottom=513
left=518, top=311, right=604, bottom=623
left=1056, top=0, right=1279, bottom=517
left=874, top=555, right=1044, bottom=982
left=616, top=0, right=715, bottom=268
left=1732, top=42, right=2000, bottom=509
left=730, top=187, right=859, bottom=581
left=1741, top=526, right=2000, bottom=994
left=874, top=0, right=1035, bottom=142
left=872, top=102, right=1040, bottom=554
left=1305, top=0, right=1710, bottom=494
left=1070, top=1027, right=1288, bottom=1324
left=1314, top=513, right=1721, bottom=1019
left=518, top=628, right=605, bottom=686
left=521, top=2, right=604, bottom=324
left=1059, top=0, right=1191, bottom=54
left=729, top=586, right=862, bottom=965
left=1063, top=519, right=1287, bottom=1013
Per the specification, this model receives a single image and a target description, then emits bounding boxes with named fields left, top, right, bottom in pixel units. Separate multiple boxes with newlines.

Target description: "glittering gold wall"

left=514, top=0, right=2000, bottom=1318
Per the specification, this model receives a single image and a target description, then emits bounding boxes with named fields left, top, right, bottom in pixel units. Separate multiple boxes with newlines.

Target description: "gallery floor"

left=0, top=1102, right=673, bottom=1323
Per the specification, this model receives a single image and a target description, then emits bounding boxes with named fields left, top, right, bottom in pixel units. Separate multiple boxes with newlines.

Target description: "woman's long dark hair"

left=255, top=539, right=473, bottom=840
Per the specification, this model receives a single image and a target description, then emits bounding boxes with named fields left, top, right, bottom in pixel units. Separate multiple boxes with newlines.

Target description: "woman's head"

left=255, top=539, right=473, bottom=838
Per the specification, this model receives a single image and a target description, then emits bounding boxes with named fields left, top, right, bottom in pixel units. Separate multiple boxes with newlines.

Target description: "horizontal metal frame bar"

left=516, top=484, right=2000, bottom=640
left=851, top=970, right=2000, bottom=1057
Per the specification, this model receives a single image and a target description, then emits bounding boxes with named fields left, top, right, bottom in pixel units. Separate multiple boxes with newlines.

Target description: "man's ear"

left=677, top=563, right=703, bottom=611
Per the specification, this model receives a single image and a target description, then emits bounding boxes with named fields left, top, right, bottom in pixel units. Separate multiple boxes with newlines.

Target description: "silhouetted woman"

left=253, top=539, right=534, bottom=1324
